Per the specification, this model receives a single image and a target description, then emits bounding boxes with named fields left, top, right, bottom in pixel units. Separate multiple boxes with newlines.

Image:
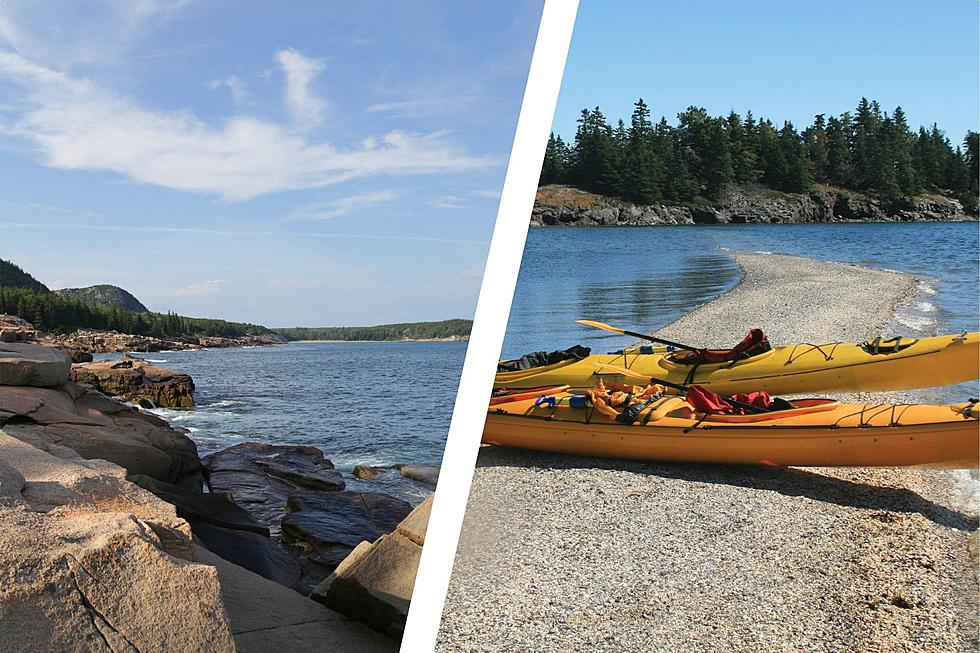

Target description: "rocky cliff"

left=70, top=355, right=196, bottom=408
left=532, top=184, right=978, bottom=227
left=55, top=284, right=150, bottom=313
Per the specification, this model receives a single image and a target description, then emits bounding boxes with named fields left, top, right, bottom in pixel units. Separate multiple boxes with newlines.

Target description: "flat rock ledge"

left=70, top=355, right=196, bottom=408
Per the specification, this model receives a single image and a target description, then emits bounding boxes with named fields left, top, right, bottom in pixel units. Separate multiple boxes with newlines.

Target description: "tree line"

left=541, top=98, right=979, bottom=210
left=276, top=319, right=472, bottom=341
left=0, top=286, right=269, bottom=338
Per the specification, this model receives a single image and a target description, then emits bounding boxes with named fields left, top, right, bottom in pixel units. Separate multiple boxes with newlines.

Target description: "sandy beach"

left=436, top=252, right=979, bottom=653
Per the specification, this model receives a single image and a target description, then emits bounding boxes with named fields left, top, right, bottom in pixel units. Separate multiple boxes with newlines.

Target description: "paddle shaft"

left=617, top=328, right=698, bottom=352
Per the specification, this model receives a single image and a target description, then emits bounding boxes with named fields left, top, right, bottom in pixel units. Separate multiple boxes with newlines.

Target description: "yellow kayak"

left=484, top=392, right=980, bottom=467
left=495, top=332, right=980, bottom=395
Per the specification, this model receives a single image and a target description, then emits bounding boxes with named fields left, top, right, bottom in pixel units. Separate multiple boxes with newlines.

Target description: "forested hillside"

left=541, top=98, right=979, bottom=211
left=0, top=258, right=269, bottom=337
left=0, top=259, right=50, bottom=293
left=276, top=319, right=472, bottom=341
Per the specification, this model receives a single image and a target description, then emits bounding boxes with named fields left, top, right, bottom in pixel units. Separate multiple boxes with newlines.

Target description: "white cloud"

left=0, top=51, right=496, bottom=202
left=366, top=86, right=482, bottom=118
left=275, top=48, right=327, bottom=128
left=172, top=279, right=226, bottom=297
left=470, top=188, right=502, bottom=199
left=0, top=0, right=193, bottom=67
left=209, top=75, right=249, bottom=106
left=430, top=195, right=465, bottom=209
left=285, top=189, right=403, bottom=221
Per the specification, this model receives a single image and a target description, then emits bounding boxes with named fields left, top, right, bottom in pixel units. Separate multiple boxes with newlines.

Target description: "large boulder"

left=0, top=342, right=70, bottom=387
left=312, top=496, right=432, bottom=639
left=70, top=355, right=195, bottom=408
left=0, top=429, right=237, bottom=651
left=0, top=380, right=203, bottom=488
left=204, top=442, right=345, bottom=532
left=281, top=491, right=412, bottom=571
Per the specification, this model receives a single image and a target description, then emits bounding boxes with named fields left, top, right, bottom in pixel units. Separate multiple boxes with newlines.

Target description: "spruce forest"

left=540, top=98, right=979, bottom=211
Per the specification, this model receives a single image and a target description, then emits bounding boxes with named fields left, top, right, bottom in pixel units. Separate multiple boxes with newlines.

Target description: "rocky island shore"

left=438, top=252, right=979, bottom=653
left=0, top=341, right=433, bottom=649
left=531, top=184, right=978, bottom=227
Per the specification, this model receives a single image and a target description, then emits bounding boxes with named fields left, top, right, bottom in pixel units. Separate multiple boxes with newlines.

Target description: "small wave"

left=201, top=399, right=248, bottom=409
left=914, top=302, right=937, bottom=313
left=145, top=358, right=168, bottom=363
left=753, top=250, right=774, bottom=255
left=918, top=283, right=937, bottom=296
left=894, top=313, right=936, bottom=331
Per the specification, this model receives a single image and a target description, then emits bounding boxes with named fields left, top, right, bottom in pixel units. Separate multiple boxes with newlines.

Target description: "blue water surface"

left=502, top=222, right=979, bottom=402
left=97, top=341, right=466, bottom=502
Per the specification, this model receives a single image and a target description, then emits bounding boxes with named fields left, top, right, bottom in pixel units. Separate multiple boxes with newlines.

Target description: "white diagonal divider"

left=399, top=1, right=580, bottom=650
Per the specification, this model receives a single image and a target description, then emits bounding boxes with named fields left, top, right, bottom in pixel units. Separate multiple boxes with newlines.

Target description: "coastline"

left=437, top=252, right=979, bottom=652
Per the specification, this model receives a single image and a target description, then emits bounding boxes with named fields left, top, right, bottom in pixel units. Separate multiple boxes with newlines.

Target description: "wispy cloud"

left=430, top=195, right=465, bottom=209
left=11, top=202, right=107, bottom=218
left=208, top=75, right=249, bottom=106
left=0, top=0, right=194, bottom=67
left=172, top=279, right=226, bottom=297
left=0, top=221, right=486, bottom=245
left=366, top=86, right=482, bottom=118
left=470, top=188, right=502, bottom=199
left=285, top=189, right=404, bottom=221
left=275, top=48, right=327, bottom=128
left=0, top=51, right=496, bottom=201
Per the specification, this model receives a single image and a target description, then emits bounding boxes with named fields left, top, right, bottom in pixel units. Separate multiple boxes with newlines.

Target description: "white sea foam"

left=894, top=312, right=936, bottom=331
left=918, top=282, right=937, bottom=296
left=915, top=302, right=937, bottom=313
left=145, top=358, right=168, bottom=363
left=753, top=250, right=774, bottom=254
left=202, top=399, right=247, bottom=409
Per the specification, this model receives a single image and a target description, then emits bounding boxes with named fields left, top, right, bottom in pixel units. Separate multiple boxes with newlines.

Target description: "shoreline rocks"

left=313, top=496, right=433, bottom=639
left=0, top=428, right=237, bottom=652
left=0, top=341, right=425, bottom=647
left=39, top=327, right=287, bottom=355
left=531, top=184, right=978, bottom=227
left=70, top=355, right=196, bottom=408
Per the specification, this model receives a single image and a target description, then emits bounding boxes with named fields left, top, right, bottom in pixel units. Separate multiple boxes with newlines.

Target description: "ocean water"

left=502, top=222, right=980, bottom=404
left=96, top=341, right=467, bottom=503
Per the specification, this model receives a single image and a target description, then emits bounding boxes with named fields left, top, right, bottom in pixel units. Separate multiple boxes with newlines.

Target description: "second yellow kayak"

left=495, top=332, right=980, bottom=395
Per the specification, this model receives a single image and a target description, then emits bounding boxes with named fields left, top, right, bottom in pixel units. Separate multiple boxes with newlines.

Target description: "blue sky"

left=0, top=0, right=543, bottom=326
left=554, top=1, right=979, bottom=144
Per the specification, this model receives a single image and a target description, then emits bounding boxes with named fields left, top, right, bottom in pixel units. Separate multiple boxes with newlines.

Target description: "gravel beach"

left=436, top=252, right=979, bottom=653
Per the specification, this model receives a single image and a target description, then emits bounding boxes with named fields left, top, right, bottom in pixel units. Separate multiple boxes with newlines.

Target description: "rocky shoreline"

left=531, top=184, right=978, bottom=227
left=438, top=252, right=979, bottom=653
left=0, top=341, right=434, bottom=649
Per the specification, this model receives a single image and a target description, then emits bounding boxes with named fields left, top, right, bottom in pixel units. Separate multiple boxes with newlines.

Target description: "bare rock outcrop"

left=70, top=355, right=195, bottom=408
left=0, top=429, right=236, bottom=652
left=531, top=184, right=977, bottom=227
left=0, top=343, right=203, bottom=488
left=312, top=495, right=432, bottom=639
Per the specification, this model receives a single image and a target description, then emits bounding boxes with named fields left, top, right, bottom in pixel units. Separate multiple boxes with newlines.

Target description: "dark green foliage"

left=0, top=259, right=50, bottom=293
left=275, top=319, right=472, bottom=342
left=542, top=98, right=978, bottom=206
left=0, top=266, right=269, bottom=337
left=0, top=286, right=270, bottom=336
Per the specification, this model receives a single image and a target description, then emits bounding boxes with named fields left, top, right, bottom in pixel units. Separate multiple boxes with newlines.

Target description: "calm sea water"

left=97, top=341, right=466, bottom=503
left=502, top=222, right=979, bottom=403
